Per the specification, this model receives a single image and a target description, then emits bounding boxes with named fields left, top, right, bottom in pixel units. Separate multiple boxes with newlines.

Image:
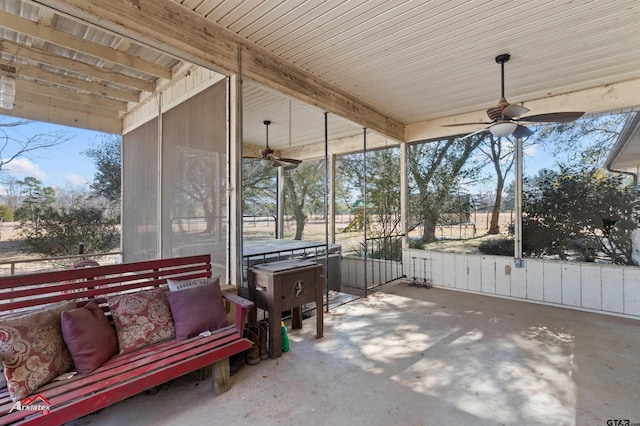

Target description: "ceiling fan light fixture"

left=489, top=121, right=517, bottom=137
left=260, top=158, right=274, bottom=167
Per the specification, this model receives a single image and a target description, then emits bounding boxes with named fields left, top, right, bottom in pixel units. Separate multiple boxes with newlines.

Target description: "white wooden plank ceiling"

left=1, top=0, right=640, bottom=157
left=186, top=0, right=640, bottom=125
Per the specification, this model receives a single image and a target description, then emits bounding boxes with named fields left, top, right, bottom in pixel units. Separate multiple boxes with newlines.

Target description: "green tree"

left=522, top=165, right=638, bottom=264
left=0, top=176, right=20, bottom=213
left=0, top=205, right=13, bottom=221
left=408, top=134, right=484, bottom=243
left=338, top=148, right=401, bottom=238
left=18, top=206, right=120, bottom=257
left=242, top=159, right=277, bottom=217
left=84, top=135, right=121, bottom=203
left=479, top=133, right=523, bottom=234
left=15, top=177, right=55, bottom=221
left=283, top=160, right=325, bottom=240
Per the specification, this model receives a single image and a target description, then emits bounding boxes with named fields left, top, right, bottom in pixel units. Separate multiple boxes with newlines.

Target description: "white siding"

left=526, top=261, right=544, bottom=302
left=602, top=267, right=624, bottom=313
left=562, top=264, right=582, bottom=307
left=481, top=256, right=496, bottom=294
left=581, top=264, right=602, bottom=310
left=495, top=258, right=511, bottom=297
left=544, top=262, right=563, bottom=304
left=399, top=250, right=640, bottom=320
left=623, top=267, right=640, bottom=316
left=467, top=256, right=482, bottom=292
left=454, top=254, right=468, bottom=290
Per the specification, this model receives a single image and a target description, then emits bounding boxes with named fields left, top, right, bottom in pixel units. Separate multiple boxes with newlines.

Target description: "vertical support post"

left=363, top=127, right=368, bottom=297
left=324, top=112, right=330, bottom=312
left=156, top=93, right=163, bottom=259
left=514, top=137, right=524, bottom=267
left=229, top=49, right=244, bottom=288
left=277, top=167, right=284, bottom=239
left=400, top=141, right=408, bottom=275
left=329, top=153, right=336, bottom=245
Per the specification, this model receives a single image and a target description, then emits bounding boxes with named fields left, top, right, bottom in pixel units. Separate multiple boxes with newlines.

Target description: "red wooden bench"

left=0, top=254, right=253, bottom=425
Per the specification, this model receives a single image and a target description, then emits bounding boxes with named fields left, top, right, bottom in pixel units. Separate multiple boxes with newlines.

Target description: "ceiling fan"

left=252, top=120, right=301, bottom=170
left=444, top=54, right=585, bottom=138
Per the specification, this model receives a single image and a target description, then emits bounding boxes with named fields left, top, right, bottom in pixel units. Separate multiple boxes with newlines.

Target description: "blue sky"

left=0, top=115, right=112, bottom=190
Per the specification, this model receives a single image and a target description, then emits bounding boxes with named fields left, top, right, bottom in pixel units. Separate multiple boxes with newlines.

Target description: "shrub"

left=0, top=205, right=13, bottom=222
left=18, top=206, right=120, bottom=257
left=478, top=238, right=514, bottom=256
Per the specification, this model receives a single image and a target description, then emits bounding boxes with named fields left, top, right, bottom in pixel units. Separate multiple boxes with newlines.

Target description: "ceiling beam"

left=31, top=0, right=405, bottom=142
left=15, top=62, right=139, bottom=102
left=6, top=93, right=122, bottom=134
left=262, top=131, right=399, bottom=162
left=0, top=9, right=172, bottom=79
left=0, top=39, right=156, bottom=92
left=17, top=79, right=128, bottom=111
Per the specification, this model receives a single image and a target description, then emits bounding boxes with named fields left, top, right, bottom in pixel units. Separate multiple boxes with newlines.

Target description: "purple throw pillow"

left=61, top=300, right=118, bottom=374
left=167, top=281, right=228, bottom=341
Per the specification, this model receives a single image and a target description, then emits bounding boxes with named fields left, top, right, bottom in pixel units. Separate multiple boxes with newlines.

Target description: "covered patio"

left=66, top=282, right=640, bottom=425
left=1, top=1, right=640, bottom=424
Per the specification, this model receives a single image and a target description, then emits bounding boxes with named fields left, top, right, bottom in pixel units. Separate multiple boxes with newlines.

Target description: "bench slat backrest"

left=0, top=254, right=212, bottom=313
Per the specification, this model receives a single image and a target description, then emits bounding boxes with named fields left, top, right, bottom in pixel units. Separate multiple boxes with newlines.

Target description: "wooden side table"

left=248, top=259, right=324, bottom=358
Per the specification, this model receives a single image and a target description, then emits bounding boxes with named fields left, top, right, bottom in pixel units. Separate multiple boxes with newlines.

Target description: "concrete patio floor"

left=69, top=282, right=640, bottom=426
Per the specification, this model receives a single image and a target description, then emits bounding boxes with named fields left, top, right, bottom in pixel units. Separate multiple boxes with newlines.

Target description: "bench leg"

left=212, top=358, right=230, bottom=395
left=199, top=364, right=213, bottom=381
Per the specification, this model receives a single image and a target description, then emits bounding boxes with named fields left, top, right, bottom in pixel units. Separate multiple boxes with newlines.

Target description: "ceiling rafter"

left=17, top=78, right=128, bottom=111
left=18, top=88, right=120, bottom=119
left=0, top=9, right=172, bottom=79
left=30, top=0, right=406, bottom=142
left=12, top=91, right=122, bottom=134
left=0, top=39, right=155, bottom=93
left=14, top=62, right=140, bottom=102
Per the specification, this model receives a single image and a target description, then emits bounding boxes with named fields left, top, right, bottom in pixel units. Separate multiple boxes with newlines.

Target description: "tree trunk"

left=284, top=175, right=306, bottom=240
left=422, top=213, right=438, bottom=243
left=293, top=210, right=306, bottom=240
left=488, top=174, right=505, bottom=234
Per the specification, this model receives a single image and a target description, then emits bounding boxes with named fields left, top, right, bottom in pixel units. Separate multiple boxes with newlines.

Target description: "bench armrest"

left=223, top=292, right=254, bottom=334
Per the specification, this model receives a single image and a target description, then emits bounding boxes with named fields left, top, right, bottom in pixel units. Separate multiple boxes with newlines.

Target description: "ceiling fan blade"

left=277, top=157, right=302, bottom=164
left=443, top=121, right=493, bottom=127
left=272, top=158, right=299, bottom=170
left=513, top=125, right=534, bottom=138
left=518, top=111, right=585, bottom=123
left=503, top=104, right=530, bottom=119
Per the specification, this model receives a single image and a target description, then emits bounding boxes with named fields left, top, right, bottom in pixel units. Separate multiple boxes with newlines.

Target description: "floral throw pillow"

left=0, top=301, right=76, bottom=401
left=107, top=288, right=175, bottom=354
